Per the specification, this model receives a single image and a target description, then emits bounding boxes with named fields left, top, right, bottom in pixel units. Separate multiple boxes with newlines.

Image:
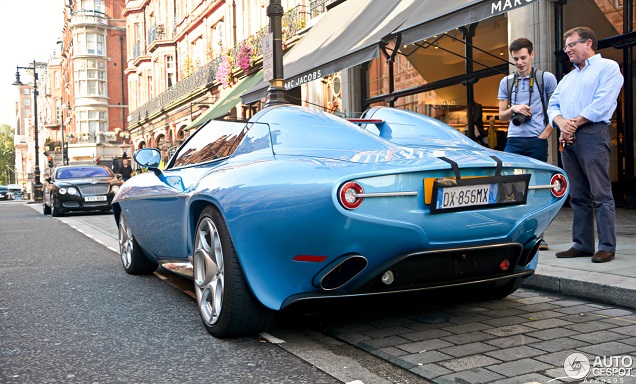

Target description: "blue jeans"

left=504, top=137, right=549, bottom=162
left=561, top=123, right=616, bottom=253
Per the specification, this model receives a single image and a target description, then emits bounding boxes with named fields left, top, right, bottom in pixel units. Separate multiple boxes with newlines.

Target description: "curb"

left=523, top=265, right=636, bottom=310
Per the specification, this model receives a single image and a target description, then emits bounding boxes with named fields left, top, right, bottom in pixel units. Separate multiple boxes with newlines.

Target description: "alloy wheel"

left=119, top=217, right=133, bottom=269
left=193, top=217, right=224, bottom=326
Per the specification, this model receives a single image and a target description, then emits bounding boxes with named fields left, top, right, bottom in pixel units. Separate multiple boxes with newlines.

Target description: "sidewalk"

left=523, top=206, right=636, bottom=309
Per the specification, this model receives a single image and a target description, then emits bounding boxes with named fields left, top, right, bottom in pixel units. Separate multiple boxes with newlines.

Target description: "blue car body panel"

left=113, top=105, right=568, bottom=310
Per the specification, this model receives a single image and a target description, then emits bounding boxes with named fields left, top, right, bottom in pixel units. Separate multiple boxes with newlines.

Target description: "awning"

left=396, top=0, right=539, bottom=46
left=187, top=70, right=264, bottom=130
left=242, top=0, right=538, bottom=104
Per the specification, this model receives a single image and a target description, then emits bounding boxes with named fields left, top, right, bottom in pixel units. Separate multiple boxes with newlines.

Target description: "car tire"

left=119, top=214, right=158, bottom=275
left=43, top=195, right=51, bottom=215
left=193, top=206, right=276, bottom=338
left=51, top=200, right=64, bottom=217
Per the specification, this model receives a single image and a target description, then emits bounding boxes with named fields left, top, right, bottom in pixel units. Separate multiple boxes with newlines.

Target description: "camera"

left=511, top=113, right=528, bottom=126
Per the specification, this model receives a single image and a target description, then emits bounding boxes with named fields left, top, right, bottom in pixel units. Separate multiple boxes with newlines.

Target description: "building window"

left=77, top=32, right=104, bottom=55
left=74, top=58, right=107, bottom=97
left=54, top=71, right=60, bottom=88
left=24, top=99, right=31, bottom=106
left=192, top=36, right=204, bottom=67
left=147, top=71, right=153, bottom=99
left=166, top=55, right=175, bottom=88
left=78, top=109, right=108, bottom=141
left=56, top=100, right=62, bottom=123
left=80, top=0, right=105, bottom=13
left=86, top=34, right=104, bottom=55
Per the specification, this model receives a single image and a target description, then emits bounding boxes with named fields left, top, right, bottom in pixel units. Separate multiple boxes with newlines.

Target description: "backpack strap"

left=507, top=72, right=517, bottom=108
left=534, top=69, right=549, bottom=126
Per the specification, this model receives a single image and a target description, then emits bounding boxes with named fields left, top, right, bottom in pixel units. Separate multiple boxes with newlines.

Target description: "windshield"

left=56, top=167, right=113, bottom=179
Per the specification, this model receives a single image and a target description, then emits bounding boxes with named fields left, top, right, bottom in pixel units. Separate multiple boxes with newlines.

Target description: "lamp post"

left=12, top=60, right=46, bottom=202
left=265, top=0, right=286, bottom=106
left=61, top=104, right=72, bottom=165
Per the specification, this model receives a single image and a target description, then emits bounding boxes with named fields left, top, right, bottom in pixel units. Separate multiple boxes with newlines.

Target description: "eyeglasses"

left=563, top=39, right=588, bottom=52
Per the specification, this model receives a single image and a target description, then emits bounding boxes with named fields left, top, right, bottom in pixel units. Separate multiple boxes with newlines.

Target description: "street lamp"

left=265, top=0, right=286, bottom=106
left=12, top=60, right=46, bottom=201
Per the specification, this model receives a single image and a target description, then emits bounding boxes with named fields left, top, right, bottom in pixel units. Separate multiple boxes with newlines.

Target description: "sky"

left=0, top=0, right=65, bottom=127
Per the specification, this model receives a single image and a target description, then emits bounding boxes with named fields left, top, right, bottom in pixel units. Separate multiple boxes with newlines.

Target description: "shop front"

left=243, top=0, right=634, bottom=204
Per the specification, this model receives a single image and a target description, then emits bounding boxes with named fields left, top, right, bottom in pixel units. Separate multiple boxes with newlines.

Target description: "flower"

left=215, top=55, right=233, bottom=86
left=236, top=43, right=254, bottom=75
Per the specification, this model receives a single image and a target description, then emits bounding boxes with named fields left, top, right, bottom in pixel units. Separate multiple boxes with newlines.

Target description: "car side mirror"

left=133, top=148, right=162, bottom=169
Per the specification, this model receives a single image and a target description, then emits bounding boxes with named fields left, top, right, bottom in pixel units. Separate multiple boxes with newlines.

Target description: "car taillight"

left=550, top=173, right=567, bottom=198
left=339, top=182, right=364, bottom=209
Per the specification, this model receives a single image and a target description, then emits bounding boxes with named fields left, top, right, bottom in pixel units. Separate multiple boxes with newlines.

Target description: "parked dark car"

left=43, top=165, right=123, bottom=216
left=0, top=186, right=9, bottom=200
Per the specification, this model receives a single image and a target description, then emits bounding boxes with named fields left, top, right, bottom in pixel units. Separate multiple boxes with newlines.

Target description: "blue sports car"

left=112, top=105, right=568, bottom=338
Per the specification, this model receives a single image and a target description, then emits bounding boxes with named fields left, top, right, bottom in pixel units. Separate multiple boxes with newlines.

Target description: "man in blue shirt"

left=498, top=37, right=557, bottom=250
left=547, top=26, right=624, bottom=263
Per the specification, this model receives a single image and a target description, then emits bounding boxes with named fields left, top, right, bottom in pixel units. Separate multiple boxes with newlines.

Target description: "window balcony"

left=69, top=9, right=108, bottom=28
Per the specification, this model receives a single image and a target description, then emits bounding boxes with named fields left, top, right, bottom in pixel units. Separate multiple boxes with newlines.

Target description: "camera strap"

left=508, top=67, right=549, bottom=126
left=510, top=68, right=534, bottom=108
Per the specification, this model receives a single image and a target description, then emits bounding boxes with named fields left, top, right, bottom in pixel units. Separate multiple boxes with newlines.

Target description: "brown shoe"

left=592, top=250, right=615, bottom=263
left=556, top=247, right=594, bottom=258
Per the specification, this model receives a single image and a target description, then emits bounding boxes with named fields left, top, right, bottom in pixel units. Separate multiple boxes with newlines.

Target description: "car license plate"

left=437, top=183, right=496, bottom=209
left=85, top=195, right=107, bottom=202
left=430, top=174, right=530, bottom=214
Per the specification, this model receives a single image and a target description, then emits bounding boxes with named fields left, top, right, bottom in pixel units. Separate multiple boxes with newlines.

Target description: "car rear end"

left=326, top=157, right=567, bottom=293
left=225, top=105, right=569, bottom=309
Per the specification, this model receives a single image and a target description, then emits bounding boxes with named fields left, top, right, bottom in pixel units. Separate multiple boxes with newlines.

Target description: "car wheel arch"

left=193, top=204, right=276, bottom=337
left=189, top=198, right=224, bottom=248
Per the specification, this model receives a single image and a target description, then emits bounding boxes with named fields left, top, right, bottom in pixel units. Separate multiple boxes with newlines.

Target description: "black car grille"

left=78, top=184, right=110, bottom=196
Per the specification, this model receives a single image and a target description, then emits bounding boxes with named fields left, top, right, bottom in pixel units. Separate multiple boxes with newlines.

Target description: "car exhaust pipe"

left=520, top=237, right=542, bottom=266
left=318, top=255, right=368, bottom=290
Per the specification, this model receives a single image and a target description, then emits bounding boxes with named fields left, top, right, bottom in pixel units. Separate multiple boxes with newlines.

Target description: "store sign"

left=285, top=70, right=323, bottom=89
left=490, top=0, right=537, bottom=15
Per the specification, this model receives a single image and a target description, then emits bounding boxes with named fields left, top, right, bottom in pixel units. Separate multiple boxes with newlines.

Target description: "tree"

left=0, top=124, right=16, bottom=185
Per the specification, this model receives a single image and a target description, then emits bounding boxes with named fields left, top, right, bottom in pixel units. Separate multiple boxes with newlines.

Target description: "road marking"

left=259, top=332, right=285, bottom=344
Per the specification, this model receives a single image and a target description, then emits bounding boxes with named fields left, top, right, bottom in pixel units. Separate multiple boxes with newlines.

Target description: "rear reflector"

left=499, top=259, right=511, bottom=271
left=293, top=255, right=327, bottom=262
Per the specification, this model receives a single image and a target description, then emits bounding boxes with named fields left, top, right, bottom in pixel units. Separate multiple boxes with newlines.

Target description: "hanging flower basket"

left=236, top=43, right=254, bottom=75
left=215, top=54, right=233, bottom=86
